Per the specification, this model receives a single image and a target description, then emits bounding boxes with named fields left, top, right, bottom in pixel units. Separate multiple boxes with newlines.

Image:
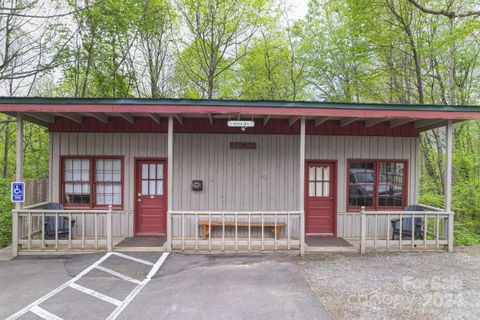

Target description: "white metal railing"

left=359, top=204, right=454, bottom=254
left=12, top=206, right=133, bottom=254
left=168, top=211, right=304, bottom=254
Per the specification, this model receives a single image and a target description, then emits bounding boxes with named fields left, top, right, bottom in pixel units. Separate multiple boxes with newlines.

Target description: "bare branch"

left=408, top=0, right=480, bottom=18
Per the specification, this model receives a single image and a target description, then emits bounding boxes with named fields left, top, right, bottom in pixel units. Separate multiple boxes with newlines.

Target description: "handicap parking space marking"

left=111, top=252, right=155, bottom=267
left=95, top=265, right=142, bottom=285
left=6, top=252, right=169, bottom=320
left=68, top=282, right=123, bottom=306
left=30, top=306, right=63, bottom=320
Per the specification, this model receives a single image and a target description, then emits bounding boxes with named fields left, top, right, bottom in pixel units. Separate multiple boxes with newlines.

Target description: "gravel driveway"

left=297, top=247, right=480, bottom=320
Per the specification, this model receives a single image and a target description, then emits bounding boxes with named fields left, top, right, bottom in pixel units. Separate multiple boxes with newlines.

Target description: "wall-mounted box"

left=192, top=180, right=203, bottom=191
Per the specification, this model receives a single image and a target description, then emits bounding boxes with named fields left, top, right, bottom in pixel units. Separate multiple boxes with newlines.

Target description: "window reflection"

left=348, top=161, right=406, bottom=209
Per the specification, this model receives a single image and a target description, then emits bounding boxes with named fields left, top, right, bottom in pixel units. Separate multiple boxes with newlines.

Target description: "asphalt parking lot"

left=0, top=252, right=330, bottom=320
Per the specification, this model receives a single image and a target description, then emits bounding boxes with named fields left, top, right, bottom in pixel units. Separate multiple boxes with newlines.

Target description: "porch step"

left=305, top=237, right=359, bottom=253
left=114, top=236, right=167, bottom=252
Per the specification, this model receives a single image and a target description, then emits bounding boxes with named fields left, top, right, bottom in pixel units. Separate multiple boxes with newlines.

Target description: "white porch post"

left=445, top=120, right=454, bottom=252
left=167, top=116, right=173, bottom=252
left=360, top=207, right=366, bottom=254
left=13, top=113, right=24, bottom=256
left=299, top=117, right=305, bottom=256
left=107, top=206, right=113, bottom=252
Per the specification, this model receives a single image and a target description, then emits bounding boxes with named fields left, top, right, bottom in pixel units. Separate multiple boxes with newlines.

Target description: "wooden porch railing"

left=168, top=211, right=305, bottom=254
left=12, top=205, right=133, bottom=253
left=359, top=204, right=454, bottom=254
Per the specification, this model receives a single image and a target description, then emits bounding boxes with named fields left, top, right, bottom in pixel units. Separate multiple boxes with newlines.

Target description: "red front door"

left=306, top=161, right=336, bottom=235
left=135, top=159, right=167, bottom=235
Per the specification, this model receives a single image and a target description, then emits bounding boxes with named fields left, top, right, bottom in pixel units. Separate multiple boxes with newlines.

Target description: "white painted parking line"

left=146, top=252, right=169, bottom=280
left=96, top=265, right=142, bottom=285
left=6, top=252, right=170, bottom=320
left=6, top=252, right=114, bottom=320
left=111, top=252, right=155, bottom=266
left=30, top=306, right=63, bottom=320
left=69, top=282, right=122, bottom=306
left=106, top=252, right=170, bottom=320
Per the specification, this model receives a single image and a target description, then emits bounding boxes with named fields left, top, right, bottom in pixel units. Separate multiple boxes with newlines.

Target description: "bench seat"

left=197, top=220, right=286, bottom=239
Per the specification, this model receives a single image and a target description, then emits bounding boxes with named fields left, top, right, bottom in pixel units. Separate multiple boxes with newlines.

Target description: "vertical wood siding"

left=305, top=135, right=420, bottom=237
left=50, top=132, right=419, bottom=238
left=172, top=134, right=300, bottom=211
left=50, top=132, right=168, bottom=211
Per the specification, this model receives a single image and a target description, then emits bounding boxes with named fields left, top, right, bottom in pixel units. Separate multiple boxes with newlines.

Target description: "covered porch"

left=3, top=98, right=473, bottom=256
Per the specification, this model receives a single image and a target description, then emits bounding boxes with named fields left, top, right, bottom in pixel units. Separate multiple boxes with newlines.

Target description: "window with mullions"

left=308, top=165, right=331, bottom=197
left=378, top=162, right=405, bottom=208
left=95, top=159, right=122, bottom=205
left=62, top=157, right=123, bottom=208
left=141, top=163, right=164, bottom=196
left=348, top=162, right=375, bottom=207
left=64, top=158, right=91, bottom=205
left=348, top=160, right=407, bottom=210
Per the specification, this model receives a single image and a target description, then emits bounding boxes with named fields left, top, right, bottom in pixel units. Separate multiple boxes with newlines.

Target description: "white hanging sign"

left=227, top=120, right=255, bottom=128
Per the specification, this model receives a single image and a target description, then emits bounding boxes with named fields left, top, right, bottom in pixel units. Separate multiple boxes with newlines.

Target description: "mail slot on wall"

left=192, top=180, right=203, bottom=191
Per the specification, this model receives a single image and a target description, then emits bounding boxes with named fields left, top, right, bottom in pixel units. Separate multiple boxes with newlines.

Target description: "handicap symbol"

left=13, top=185, right=22, bottom=195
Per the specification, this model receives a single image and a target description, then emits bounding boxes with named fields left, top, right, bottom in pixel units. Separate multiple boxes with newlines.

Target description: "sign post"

left=11, top=182, right=25, bottom=203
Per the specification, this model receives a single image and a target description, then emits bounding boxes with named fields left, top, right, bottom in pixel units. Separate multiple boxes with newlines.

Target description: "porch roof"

left=0, top=97, right=479, bottom=131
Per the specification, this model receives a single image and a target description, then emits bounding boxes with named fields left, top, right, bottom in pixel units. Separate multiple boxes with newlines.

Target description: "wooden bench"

left=198, top=220, right=286, bottom=239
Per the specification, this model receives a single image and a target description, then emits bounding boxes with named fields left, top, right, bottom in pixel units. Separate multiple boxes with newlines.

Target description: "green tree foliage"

left=235, top=9, right=309, bottom=101
left=60, top=0, right=140, bottom=97
left=175, top=0, right=270, bottom=98
left=133, top=0, right=178, bottom=98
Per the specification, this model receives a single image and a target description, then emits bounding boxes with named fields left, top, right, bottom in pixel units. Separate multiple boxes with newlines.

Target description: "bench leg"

left=203, top=225, right=208, bottom=240
left=269, top=227, right=281, bottom=240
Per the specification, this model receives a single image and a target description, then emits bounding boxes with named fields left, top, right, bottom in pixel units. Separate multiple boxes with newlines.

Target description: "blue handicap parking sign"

left=11, top=182, right=25, bottom=203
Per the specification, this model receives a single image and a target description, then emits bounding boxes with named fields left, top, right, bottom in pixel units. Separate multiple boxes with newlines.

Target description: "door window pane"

left=323, top=166, right=330, bottom=181
left=323, top=182, right=329, bottom=197
left=157, top=165, right=163, bottom=179
left=315, top=182, right=323, bottom=197
left=156, top=180, right=163, bottom=195
left=309, top=166, right=315, bottom=180
left=149, top=164, right=156, bottom=179
left=309, top=182, right=315, bottom=197
left=309, top=165, right=331, bottom=198
left=149, top=180, right=156, bottom=195
left=316, top=166, right=323, bottom=181
left=140, top=162, right=164, bottom=197
left=142, top=180, right=148, bottom=194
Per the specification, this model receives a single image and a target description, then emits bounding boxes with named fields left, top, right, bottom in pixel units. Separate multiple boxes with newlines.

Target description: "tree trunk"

left=2, top=122, right=10, bottom=178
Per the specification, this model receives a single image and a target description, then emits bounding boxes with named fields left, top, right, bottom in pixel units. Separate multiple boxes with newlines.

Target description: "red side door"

left=135, top=159, right=167, bottom=235
left=306, top=162, right=337, bottom=235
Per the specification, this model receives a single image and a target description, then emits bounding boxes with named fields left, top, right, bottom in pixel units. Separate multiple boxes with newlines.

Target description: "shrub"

left=0, top=179, right=12, bottom=248
left=455, top=220, right=480, bottom=246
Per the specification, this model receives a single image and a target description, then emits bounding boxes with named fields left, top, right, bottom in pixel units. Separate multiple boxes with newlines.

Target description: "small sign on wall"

left=230, top=142, right=257, bottom=150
